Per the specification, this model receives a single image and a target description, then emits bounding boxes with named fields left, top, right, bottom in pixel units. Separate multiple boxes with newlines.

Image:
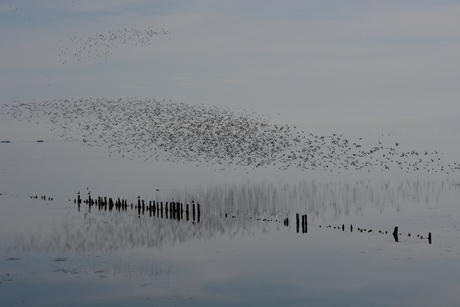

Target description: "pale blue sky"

left=1, top=0, right=460, bottom=137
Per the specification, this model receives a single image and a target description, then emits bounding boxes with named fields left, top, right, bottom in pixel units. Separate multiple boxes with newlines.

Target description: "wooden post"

left=302, top=214, right=308, bottom=233
left=296, top=213, right=300, bottom=233
left=176, top=202, right=181, bottom=221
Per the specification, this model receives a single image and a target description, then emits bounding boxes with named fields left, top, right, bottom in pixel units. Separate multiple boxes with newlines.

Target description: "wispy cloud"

left=118, top=85, right=150, bottom=90
left=210, top=78, right=242, bottom=83
left=32, top=0, right=147, bottom=13
left=343, top=5, right=460, bottom=40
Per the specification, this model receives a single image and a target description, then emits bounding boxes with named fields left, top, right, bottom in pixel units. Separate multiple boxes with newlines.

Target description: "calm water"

left=1, top=138, right=460, bottom=306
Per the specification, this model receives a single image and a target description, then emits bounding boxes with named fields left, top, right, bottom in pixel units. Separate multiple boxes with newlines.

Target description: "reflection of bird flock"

left=58, top=26, right=170, bottom=64
left=3, top=97, right=458, bottom=174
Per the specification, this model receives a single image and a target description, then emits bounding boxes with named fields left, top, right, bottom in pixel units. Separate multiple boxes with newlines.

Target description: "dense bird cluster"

left=2, top=98, right=458, bottom=174
left=58, top=26, right=171, bottom=64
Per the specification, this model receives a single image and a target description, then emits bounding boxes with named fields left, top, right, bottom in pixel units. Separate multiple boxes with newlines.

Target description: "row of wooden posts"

left=296, top=214, right=308, bottom=234
left=75, top=194, right=201, bottom=222
left=74, top=195, right=432, bottom=244
left=295, top=216, right=432, bottom=244
left=392, top=226, right=432, bottom=244
left=30, top=195, right=53, bottom=201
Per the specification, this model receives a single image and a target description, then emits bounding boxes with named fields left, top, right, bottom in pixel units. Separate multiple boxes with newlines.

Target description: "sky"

left=1, top=0, right=460, bottom=137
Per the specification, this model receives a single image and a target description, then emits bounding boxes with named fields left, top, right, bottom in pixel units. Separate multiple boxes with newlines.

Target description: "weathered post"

left=302, top=214, right=308, bottom=233
left=393, top=226, right=399, bottom=242
left=296, top=213, right=300, bottom=233
left=176, top=202, right=181, bottom=221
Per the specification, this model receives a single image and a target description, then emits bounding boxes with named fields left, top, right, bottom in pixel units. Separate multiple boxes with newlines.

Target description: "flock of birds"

left=58, top=26, right=171, bottom=64
left=6, top=5, right=456, bottom=174
left=2, top=97, right=458, bottom=174
left=7, top=4, right=171, bottom=64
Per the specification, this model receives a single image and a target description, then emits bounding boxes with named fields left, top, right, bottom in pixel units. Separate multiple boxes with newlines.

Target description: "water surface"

left=1, top=138, right=460, bottom=306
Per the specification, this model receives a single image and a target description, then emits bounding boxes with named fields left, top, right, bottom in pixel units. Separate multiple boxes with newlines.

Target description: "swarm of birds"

left=58, top=26, right=171, bottom=64
left=2, top=97, right=459, bottom=174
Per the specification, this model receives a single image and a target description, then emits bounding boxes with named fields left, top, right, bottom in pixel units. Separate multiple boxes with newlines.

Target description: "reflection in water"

left=8, top=210, right=267, bottom=253
left=79, top=179, right=455, bottom=220
left=164, top=179, right=456, bottom=221
left=7, top=180, right=455, bottom=255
